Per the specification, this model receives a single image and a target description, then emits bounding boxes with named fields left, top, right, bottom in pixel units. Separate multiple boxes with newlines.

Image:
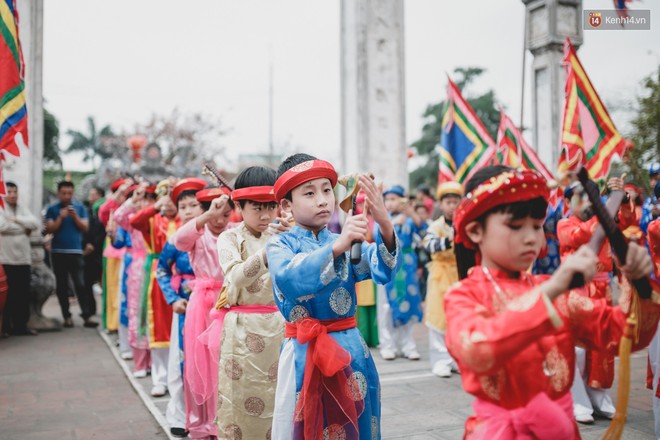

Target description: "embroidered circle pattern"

left=246, top=332, right=266, bottom=353
left=329, top=287, right=352, bottom=315
left=225, top=358, right=243, bottom=380
left=407, top=284, right=418, bottom=296
left=399, top=300, right=410, bottom=313
left=243, top=257, right=261, bottom=278
left=246, top=278, right=264, bottom=293
left=289, top=305, right=310, bottom=322
left=323, top=424, right=347, bottom=440
left=360, top=336, right=370, bottom=359
left=224, top=424, right=243, bottom=440
left=344, top=371, right=368, bottom=401
left=268, top=361, right=279, bottom=382
left=244, top=396, right=266, bottom=416
left=219, top=248, right=234, bottom=264
left=291, top=161, right=314, bottom=172
left=545, top=347, right=570, bottom=392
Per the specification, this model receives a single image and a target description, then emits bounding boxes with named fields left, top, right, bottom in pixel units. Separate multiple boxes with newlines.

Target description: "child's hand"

left=543, top=246, right=598, bottom=300
left=268, top=212, right=293, bottom=235
left=132, top=183, right=147, bottom=202
left=207, top=195, right=229, bottom=216
left=619, top=242, right=652, bottom=280
left=333, top=210, right=368, bottom=256
left=172, top=298, right=188, bottom=314
left=358, top=174, right=387, bottom=225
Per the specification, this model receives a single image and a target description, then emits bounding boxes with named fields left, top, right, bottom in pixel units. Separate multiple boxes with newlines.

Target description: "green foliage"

left=43, top=107, right=62, bottom=169
left=623, top=66, right=660, bottom=195
left=409, top=67, right=500, bottom=190
left=65, top=116, right=116, bottom=169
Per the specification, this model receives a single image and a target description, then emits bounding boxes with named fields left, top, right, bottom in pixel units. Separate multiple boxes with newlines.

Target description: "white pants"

left=648, top=325, right=660, bottom=439
left=166, top=313, right=186, bottom=429
left=428, top=327, right=457, bottom=371
left=376, top=285, right=417, bottom=356
left=571, top=347, right=615, bottom=418
left=271, top=339, right=296, bottom=440
left=150, top=347, right=169, bottom=389
left=118, top=323, right=131, bottom=355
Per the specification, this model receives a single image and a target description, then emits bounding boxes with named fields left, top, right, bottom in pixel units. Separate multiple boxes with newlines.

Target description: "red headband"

left=273, top=160, right=338, bottom=201
left=454, top=169, right=550, bottom=249
left=197, top=186, right=231, bottom=203
left=171, top=178, right=207, bottom=204
left=231, top=186, right=276, bottom=203
left=111, top=178, right=126, bottom=192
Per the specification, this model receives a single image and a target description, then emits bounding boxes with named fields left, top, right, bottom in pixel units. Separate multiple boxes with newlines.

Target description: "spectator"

left=416, top=184, right=435, bottom=217
left=45, top=181, right=97, bottom=328
left=83, top=186, right=106, bottom=316
left=0, top=182, right=40, bottom=336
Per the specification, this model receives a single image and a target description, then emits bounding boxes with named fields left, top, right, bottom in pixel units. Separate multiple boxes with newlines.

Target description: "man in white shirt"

left=0, top=182, right=40, bottom=336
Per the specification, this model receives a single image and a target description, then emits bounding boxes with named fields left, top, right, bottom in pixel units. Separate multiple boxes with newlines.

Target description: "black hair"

left=414, top=203, right=429, bottom=213
left=199, top=184, right=235, bottom=212
left=440, top=193, right=462, bottom=202
left=176, top=189, right=198, bottom=206
left=92, top=186, right=106, bottom=198
left=235, top=166, right=278, bottom=209
left=417, top=184, right=432, bottom=199
left=455, top=165, right=548, bottom=280
left=5, top=181, right=16, bottom=189
left=57, top=181, right=74, bottom=191
left=276, top=153, right=318, bottom=201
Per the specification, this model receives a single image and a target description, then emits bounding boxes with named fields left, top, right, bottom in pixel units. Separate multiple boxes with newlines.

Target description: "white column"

left=5, top=0, right=44, bottom=218
left=341, top=0, right=407, bottom=188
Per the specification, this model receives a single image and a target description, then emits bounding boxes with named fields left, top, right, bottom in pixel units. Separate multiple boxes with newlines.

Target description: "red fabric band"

left=231, top=186, right=276, bottom=203
left=273, top=160, right=338, bottom=201
left=285, top=316, right=362, bottom=439
left=196, top=186, right=231, bottom=202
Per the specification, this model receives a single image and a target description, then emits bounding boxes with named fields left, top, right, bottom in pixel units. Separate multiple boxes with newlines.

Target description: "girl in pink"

left=112, top=183, right=157, bottom=377
left=171, top=186, right=234, bottom=440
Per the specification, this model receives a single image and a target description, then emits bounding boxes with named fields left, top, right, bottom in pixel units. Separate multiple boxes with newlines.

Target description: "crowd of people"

left=3, top=153, right=660, bottom=439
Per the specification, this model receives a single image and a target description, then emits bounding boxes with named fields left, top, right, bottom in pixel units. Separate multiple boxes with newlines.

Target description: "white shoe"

left=133, top=369, right=148, bottom=379
left=380, top=349, right=396, bottom=361
left=120, top=351, right=134, bottom=360
left=150, top=385, right=167, bottom=397
left=432, top=363, right=452, bottom=378
left=405, top=350, right=421, bottom=361
left=575, top=413, right=594, bottom=424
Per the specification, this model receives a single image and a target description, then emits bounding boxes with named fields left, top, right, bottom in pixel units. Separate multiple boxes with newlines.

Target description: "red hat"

left=231, top=186, right=276, bottom=203
left=110, top=178, right=126, bottom=192
left=145, top=185, right=157, bottom=195
left=197, top=186, right=231, bottom=203
left=126, top=184, right=139, bottom=197
left=273, top=160, right=337, bottom=201
left=454, top=169, right=550, bottom=249
left=171, top=178, right=208, bottom=204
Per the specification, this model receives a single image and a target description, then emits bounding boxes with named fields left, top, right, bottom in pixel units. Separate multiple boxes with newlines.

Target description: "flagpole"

left=519, top=7, right=527, bottom=130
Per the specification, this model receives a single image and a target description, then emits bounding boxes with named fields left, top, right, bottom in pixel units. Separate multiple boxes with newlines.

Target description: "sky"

left=42, top=0, right=660, bottom=173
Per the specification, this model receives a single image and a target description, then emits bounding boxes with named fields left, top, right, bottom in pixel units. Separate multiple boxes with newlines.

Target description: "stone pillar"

left=522, top=0, right=582, bottom=173
left=4, top=0, right=44, bottom=217
left=340, top=0, right=407, bottom=189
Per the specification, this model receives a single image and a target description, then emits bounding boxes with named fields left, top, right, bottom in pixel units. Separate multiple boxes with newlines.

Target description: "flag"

left=438, top=77, right=495, bottom=184
left=557, top=38, right=630, bottom=180
left=0, top=0, right=28, bottom=157
left=495, top=111, right=554, bottom=181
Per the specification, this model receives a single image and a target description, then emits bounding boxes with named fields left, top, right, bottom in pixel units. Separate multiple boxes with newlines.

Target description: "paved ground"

left=1, top=294, right=657, bottom=439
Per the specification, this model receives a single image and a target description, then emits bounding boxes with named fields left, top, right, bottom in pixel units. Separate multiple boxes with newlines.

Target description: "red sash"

left=286, top=316, right=362, bottom=439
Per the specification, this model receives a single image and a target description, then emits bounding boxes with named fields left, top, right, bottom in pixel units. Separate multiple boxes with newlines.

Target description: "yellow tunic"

left=423, top=216, right=458, bottom=331
left=216, top=223, right=285, bottom=440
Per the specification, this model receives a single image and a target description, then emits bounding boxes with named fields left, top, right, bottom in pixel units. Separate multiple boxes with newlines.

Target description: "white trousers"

left=150, top=347, right=169, bottom=388
left=376, top=285, right=417, bottom=356
left=571, top=347, right=615, bottom=418
left=118, top=323, right=130, bottom=355
left=648, top=325, right=660, bottom=439
left=166, top=313, right=186, bottom=429
left=271, top=339, right=296, bottom=440
left=428, top=327, right=457, bottom=371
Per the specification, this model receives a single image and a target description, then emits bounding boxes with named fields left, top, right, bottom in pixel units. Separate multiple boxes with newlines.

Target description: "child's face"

left=467, top=212, right=545, bottom=274
left=384, top=194, right=404, bottom=214
left=162, top=197, right=178, bottom=219
left=286, top=178, right=335, bottom=232
left=177, top=195, right=203, bottom=224
left=240, top=201, right=278, bottom=235
left=207, top=203, right=233, bottom=236
left=415, top=206, right=430, bottom=222
left=440, top=195, right=461, bottom=220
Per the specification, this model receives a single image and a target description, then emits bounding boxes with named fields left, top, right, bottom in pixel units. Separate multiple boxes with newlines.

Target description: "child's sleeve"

left=445, top=282, right=563, bottom=375
left=156, top=242, right=182, bottom=305
left=352, top=227, right=401, bottom=284
left=113, top=200, right=136, bottom=231
left=113, top=227, right=127, bottom=249
left=267, top=233, right=348, bottom=301
left=172, top=219, right=202, bottom=252
left=217, top=230, right=269, bottom=303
